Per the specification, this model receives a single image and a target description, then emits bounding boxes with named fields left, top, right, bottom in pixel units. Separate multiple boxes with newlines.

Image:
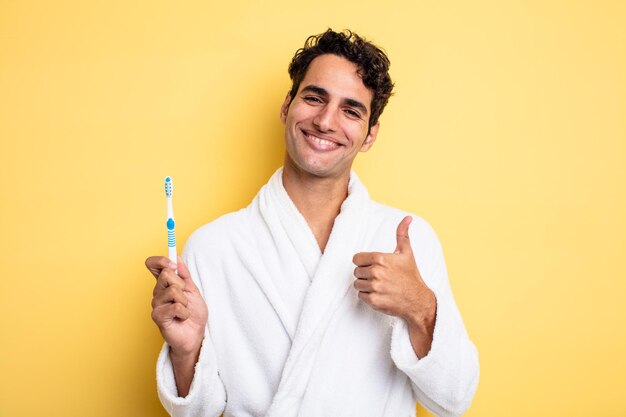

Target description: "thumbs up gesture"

left=353, top=216, right=437, bottom=355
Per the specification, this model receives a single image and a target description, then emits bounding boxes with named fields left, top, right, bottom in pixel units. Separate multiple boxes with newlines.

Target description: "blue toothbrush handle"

left=167, top=217, right=177, bottom=263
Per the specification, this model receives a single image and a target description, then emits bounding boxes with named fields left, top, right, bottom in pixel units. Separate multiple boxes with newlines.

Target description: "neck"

left=282, top=160, right=351, bottom=252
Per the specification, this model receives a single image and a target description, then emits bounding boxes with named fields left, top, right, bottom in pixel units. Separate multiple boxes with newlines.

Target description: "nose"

left=312, top=104, right=337, bottom=133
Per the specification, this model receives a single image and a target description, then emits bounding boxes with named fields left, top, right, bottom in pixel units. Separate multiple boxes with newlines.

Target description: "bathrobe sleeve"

left=390, top=219, right=479, bottom=417
left=155, top=240, right=227, bottom=417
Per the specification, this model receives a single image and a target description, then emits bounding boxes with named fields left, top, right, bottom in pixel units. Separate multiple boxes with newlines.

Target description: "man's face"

left=280, top=54, right=379, bottom=179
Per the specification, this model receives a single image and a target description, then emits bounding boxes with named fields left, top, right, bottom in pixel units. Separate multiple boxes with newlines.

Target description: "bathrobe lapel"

left=264, top=169, right=371, bottom=417
left=248, top=169, right=323, bottom=343
left=263, top=169, right=322, bottom=280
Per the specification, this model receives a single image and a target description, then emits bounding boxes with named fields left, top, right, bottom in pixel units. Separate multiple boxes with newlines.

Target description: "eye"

left=344, top=108, right=361, bottom=119
left=303, top=96, right=323, bottom=104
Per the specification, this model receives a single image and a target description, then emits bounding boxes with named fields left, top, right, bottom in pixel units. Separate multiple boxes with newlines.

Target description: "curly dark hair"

left=287, top=29, right=394, bottom=132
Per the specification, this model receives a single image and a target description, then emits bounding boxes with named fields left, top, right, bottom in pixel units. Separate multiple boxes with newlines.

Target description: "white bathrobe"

left=156, top=168, right=479, bottom=417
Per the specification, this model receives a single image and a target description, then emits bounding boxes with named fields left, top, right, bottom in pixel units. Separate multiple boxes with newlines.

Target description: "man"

left=145, top=29, right=479, bottom=417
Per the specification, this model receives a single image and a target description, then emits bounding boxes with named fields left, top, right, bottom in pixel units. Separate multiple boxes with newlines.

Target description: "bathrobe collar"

left=257, top=167, right=372, bottom=416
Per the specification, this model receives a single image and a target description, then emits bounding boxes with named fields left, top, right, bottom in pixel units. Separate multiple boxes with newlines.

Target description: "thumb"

left=176, top=255, right=198, bottom=291
left=394, top=216, right=413, bottom=254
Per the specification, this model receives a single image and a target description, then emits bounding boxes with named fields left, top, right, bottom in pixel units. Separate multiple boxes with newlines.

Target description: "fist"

left=352, top=216, right=436, bottom=322
left=145, top=256, right=208, bottom=356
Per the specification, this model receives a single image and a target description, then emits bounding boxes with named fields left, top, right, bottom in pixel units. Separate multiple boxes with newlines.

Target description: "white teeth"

left=307, top=133, right=337, bottom=146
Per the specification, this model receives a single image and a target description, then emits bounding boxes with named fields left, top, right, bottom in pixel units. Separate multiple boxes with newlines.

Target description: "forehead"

left=298, top=54, right=373, bottom=109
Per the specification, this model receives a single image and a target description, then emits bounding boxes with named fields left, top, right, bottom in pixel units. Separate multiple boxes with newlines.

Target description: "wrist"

left=404, top=289, right=437, bottom=335
left=170, top=342, right=202, bottom=365
left=169, top=342, right=202, bottom=398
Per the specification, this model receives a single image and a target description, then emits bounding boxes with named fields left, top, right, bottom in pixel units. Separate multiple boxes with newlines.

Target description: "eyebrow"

left=300, top=84, right=369, bottom=116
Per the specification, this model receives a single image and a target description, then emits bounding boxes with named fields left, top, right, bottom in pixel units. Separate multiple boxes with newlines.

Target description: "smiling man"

left=145, top=30, right=479, bottom=417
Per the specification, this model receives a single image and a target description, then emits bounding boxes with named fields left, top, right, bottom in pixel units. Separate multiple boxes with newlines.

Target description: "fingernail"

left=168, top=262, right=177, bottom=269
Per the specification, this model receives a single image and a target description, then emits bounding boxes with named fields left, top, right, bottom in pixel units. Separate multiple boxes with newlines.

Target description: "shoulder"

left=184, top=208, right=252, bottom=254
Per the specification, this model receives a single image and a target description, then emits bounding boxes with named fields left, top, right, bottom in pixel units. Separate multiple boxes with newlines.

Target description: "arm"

left=156, top=335, right=226, bottom=417
left=390, top=219, right=479, bottom=417
left=405, top=293, right=437, bottom=359
left=146, top=249, right=226, bottom=416
left=353, top=216, right=479, bottom=416
left=169, top=345, right=201, bottom=397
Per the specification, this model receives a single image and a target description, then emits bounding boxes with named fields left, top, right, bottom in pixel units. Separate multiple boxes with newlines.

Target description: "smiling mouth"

left=302, top=130, right=342, bottom=148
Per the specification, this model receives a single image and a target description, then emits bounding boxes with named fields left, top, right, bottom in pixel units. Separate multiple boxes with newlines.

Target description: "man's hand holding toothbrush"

left=145, top=255, right=208, bottom=397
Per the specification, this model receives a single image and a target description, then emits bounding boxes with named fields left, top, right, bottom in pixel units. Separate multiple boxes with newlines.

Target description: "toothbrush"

left=164, top=176, right=177, bottom=265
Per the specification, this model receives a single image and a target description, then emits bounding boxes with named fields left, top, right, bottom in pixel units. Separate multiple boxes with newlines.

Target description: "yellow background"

left=1, top=1, right=625, bottom=416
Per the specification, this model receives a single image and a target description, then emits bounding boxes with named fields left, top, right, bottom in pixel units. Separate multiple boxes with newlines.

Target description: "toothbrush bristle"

left=165, top=176, right=173, bottom=197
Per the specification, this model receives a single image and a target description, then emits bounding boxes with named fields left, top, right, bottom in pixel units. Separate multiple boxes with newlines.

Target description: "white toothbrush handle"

left=168, top=246, right=177, bottom=264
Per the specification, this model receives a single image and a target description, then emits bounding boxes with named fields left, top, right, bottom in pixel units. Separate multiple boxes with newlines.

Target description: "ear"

left=360, top=122, right=380, bottom=152
left=280, top=92, right=291, bottom=125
